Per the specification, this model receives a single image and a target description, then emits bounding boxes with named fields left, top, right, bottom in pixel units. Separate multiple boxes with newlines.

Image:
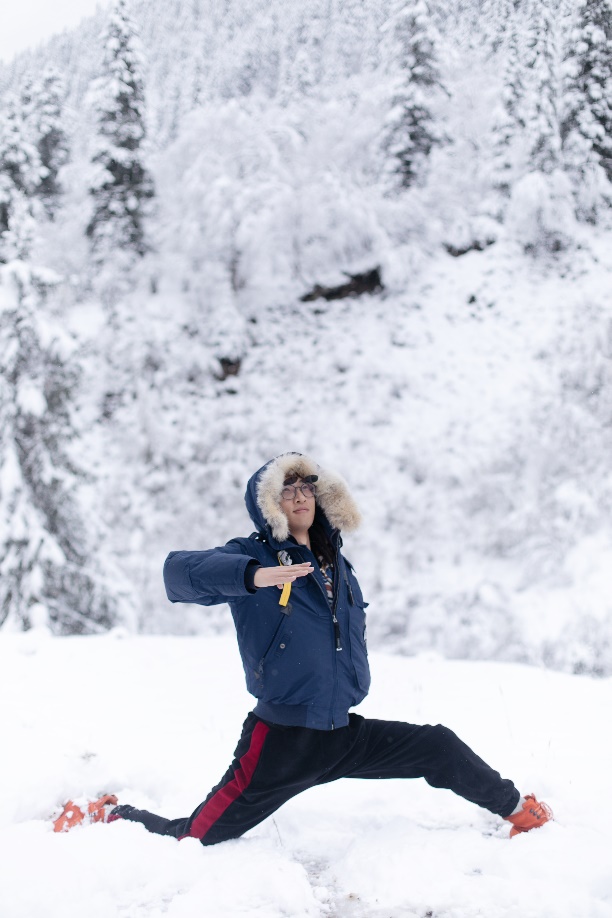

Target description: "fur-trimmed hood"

left=244, top=453, right=362, bottom=543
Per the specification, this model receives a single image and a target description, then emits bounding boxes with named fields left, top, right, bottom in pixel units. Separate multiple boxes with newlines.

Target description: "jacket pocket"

left=348, top=602, right=371, bottom=695
left=258, top=615, right=291, bottom=682
left=345, top=561, right=369, bottom=610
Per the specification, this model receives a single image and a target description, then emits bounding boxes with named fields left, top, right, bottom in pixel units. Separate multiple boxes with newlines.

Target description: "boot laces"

left=527, top=797, right=552, bottom=822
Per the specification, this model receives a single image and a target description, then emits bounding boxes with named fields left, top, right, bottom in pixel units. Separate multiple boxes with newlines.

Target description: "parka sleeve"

left=163, top=539, right=260, bottom=606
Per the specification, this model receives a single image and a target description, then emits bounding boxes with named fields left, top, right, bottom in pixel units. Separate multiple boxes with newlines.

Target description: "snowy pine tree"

left=567, top=0, right=612, bottom=184
left=491, top=0, right=588, bottom=244
left=333, top=0, right=380, bottom=79
left=482, top=0, right=520, bottom=53
left=522, top=0, right=570, bottom=176
left=0, top=262, right=120, bottom=633
left=86, top=0, right=154, bottom=262
left=0, top=102, right=42, bottom=262
left=23, top=70, right=70, bottom=217
left=280, top=2, right=327, bottom=99
left=491, top=19, right=529, bottom=197
left=382, top=0, right=444, bottom=189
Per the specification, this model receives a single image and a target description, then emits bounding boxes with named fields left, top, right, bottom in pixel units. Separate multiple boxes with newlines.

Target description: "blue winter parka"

left=163, top=455, right=370, bottom=730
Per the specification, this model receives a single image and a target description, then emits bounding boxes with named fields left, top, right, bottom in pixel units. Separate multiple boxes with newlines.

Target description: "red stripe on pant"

left=186, top=720, right=270, bottom=841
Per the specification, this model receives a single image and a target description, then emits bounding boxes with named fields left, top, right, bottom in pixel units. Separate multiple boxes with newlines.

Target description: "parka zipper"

left=330, top=590, right=342, bottom=651
left=329, top=542, right=342, bottom=728
left=294, top=543, right=342, bottom=729
left=294, top=546, right=341, bottom=648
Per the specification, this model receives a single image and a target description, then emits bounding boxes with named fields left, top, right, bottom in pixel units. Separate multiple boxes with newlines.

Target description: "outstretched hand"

left=254, top=563, right=314, bottom=589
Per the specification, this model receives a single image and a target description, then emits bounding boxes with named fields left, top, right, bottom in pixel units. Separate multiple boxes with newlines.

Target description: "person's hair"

left=309, top=515, right=335, bottom=567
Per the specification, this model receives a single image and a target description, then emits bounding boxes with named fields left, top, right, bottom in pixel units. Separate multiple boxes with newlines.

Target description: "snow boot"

left=53, top=794, right=119, bottom=832
left=505, top=794, right=553, bottom=838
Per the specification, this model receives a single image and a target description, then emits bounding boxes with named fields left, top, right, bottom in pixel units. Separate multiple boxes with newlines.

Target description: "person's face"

left=280, top=476, right=316, bottom=536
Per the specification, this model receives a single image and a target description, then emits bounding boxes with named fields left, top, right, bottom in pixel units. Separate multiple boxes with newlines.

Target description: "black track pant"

left=113, top=713, right=520, bottom=845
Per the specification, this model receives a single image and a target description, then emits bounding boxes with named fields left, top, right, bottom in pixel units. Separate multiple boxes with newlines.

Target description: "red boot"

left=53, top=794, right=118, bottom=832
left=506, top=794, right=553, bottom=838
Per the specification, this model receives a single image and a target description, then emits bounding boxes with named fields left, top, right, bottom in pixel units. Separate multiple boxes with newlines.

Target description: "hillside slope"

left=1, top=0, right=611, bottom=674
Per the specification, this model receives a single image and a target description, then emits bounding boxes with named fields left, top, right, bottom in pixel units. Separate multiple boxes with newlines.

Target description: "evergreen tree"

left=567, top=0, right=612, bottom=183
left=333, top=0, right=379, bottom=78
left=25, top=70, right=70, bottom=217
left=491, top=13, right=531, bottom=196
left=382, top=0, right=444, bottom=189
left=86, top=0, right=154, bottom=261
left=0, top=262, right=119, bottom=633
left=523, top=0, right=567, bottom=175
left=0, top=102, right=42, bottom=262
left=492, top=2, right=582, bottom=192
left=282, top=2, right=327, bottom=99
left=478, top=0, right=525, bottom=53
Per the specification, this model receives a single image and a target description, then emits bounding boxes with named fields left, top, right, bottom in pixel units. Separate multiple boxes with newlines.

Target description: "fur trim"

left=256, top=453, right=362, bottom=542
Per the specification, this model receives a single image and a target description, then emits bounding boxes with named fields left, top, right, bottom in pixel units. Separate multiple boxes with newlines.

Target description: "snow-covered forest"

left=1, top=0, right=612, bottom=677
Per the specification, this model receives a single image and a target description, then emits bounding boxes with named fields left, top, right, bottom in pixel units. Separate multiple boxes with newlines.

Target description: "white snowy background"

left=1, top=0, right=612, bottom=914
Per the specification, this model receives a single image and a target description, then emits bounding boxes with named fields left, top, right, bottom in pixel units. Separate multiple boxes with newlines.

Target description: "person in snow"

left=54, top=453, right=552, bottom=839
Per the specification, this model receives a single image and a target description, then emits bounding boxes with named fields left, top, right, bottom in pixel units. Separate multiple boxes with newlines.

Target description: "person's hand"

left=253, top=563, right=314, bottom=589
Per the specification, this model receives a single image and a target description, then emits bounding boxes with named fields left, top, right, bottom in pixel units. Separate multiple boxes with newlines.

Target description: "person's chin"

left=293, top=511, right=314, bottom=527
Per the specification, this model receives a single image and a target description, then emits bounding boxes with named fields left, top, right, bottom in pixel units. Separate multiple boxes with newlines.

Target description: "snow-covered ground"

left=1, top=630, right=610, bottom=917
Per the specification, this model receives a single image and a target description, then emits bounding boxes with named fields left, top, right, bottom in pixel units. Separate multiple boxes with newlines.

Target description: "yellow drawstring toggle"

left=279, top=582, right=291, bottom=607
left=277, top=551, right=292, bottom=607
